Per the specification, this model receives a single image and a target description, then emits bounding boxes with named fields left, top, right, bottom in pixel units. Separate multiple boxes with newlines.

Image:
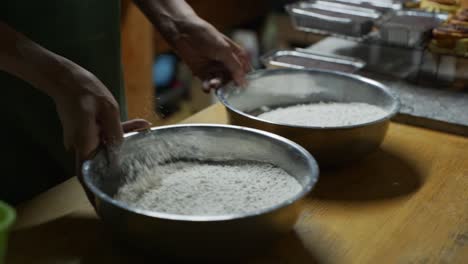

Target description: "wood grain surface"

left=7, top=104, right=468, bottom=264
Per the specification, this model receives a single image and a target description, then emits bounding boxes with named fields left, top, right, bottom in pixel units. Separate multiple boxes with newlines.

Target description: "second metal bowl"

left=216, top=69, right=400, bottom=167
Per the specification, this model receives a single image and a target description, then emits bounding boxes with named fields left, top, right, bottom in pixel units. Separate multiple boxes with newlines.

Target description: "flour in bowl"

left=257, top=102, right=388, bottom=127
left=115, top=161, right=302, bottom=216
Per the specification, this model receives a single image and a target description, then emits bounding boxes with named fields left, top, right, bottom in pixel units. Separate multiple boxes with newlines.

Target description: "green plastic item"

left=0, top=201, right=15, bottom=264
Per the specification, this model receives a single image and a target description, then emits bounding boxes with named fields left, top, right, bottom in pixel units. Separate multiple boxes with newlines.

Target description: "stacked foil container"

left=264, top=0, right=466, bottom=87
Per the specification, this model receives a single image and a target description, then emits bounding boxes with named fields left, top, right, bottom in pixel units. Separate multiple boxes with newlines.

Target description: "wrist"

left=40, top=55, right=80, bottom=101
left=160, top=15, right=206, bottom=47
left=134, top=0, right=200, bottom=44
left=14, top=38, right=76, bottom=100
left=41, top=54, right=91, bottom=103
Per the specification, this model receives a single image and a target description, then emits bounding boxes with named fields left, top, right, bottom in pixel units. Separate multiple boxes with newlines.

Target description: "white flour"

left=257, top=102, right=388, bottom=127
left=115, top=161, right=302, bottom=216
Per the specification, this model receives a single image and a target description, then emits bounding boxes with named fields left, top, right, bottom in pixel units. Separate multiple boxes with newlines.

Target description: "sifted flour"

left=115, top=161, right=302, bottom=216
left=257, top=102, right=388, bottom=127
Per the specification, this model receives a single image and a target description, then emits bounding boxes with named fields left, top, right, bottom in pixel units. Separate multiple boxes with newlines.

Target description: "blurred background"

left=121, top=0, right=313, bottom=125
left=121, top=0, right=468, bottom=128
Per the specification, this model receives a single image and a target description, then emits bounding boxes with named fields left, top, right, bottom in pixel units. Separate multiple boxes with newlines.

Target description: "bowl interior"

left=83, top=125, right=318, bottom=220
left=217, top=69, right=399, bottom=127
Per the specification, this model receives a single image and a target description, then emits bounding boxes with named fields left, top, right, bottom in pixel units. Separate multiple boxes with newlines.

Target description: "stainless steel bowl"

left=216, top=69, right=400, bottom=167
left=82, top=124, right=318, bottom=260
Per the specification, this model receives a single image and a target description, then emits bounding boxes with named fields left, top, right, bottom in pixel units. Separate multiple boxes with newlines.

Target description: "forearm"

left=0, top=22, right=74, bottom=99
left=132, top=0, right=200, bottom=45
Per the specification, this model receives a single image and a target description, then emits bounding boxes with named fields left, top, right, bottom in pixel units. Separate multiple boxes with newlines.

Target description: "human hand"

left=77, top=119, right=152, bottom=206
left=133, top=0, right=250, bottom=91
left=169, top=18, right=251, bottom=92
left=0, top=21, right=152, bottom=205
left=52, top=64, right=125, bottom=161
left=50, top=63, right=151, bottom=204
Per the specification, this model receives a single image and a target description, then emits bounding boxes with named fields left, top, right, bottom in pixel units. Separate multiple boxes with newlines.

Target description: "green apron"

left=0, top=0, right=127, bottom=204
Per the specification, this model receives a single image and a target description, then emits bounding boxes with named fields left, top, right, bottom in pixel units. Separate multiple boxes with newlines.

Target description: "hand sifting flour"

left=257, top=102, right=388, bottom=127
left=115, top=160, right=302, bottom=216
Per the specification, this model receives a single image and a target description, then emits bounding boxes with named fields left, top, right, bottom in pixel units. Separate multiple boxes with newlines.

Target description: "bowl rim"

left=216, top=68, right=401, bottom=130
left=82, top=124, right=319, bottom=222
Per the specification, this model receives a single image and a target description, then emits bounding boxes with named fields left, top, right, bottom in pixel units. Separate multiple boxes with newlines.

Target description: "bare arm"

left=0, top=21, right=149, bottom=157
left=0, top=21, right=150, bottom=204
left=0, top=22, right=68, bottom=99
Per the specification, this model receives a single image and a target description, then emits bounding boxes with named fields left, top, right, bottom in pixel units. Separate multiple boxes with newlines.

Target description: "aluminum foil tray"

left=377, top=10, right=448, bottom=48
left=331, top=0, right=419, bottom=10
left=324, top=0, right=398, bottom=11
left=261, top=49, right=366, bottom=73
left=305, top=37, right=468, bottom=136
left=285, top=1, right=380, bottom=38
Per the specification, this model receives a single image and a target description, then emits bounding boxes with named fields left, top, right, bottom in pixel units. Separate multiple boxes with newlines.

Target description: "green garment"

left=0, top=0, right=127, bottom=204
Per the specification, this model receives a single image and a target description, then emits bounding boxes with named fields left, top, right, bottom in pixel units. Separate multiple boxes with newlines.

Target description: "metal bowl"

left=216, top=69, right=400, bottom=167
left=82, top=124, right=318, bottom=260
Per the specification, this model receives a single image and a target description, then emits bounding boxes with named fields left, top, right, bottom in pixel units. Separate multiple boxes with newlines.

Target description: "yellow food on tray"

left=430, top=9, right=468, bottom=57
left=449, top=8, right=468, bottom=25
left=420, top=0, right=461, bottom=13
left=404, top=1, right=421, bottom=8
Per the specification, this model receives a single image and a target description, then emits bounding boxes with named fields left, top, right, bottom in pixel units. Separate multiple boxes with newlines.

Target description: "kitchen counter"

left=8, top=104, right=468, bottom=263
left=304, top=37, right=468, bottom=137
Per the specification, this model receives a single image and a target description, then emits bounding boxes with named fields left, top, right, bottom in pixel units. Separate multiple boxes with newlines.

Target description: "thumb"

left=122, top=119, right=152, bottom=133
left=202, top=78, right=222, bottom=92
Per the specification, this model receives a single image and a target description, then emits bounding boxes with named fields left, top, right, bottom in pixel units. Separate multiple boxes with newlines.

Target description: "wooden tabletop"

left=7, top=104, right=468, bottom=264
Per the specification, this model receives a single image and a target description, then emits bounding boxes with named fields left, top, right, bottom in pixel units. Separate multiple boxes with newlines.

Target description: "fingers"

left=75, top=113, right=100, bottom=162
left=122, top=119, right=152, bottom=133
left=74, top=118, right=151, bottom=208
left=202, top=78, right=222, bottom=93
left=224, top=36, right=252, bottom=74
left=61, top=124, right=73, bottom=151
left=73, top=114, right=99, bottom=207
left=215, top=36, right=251, bottom=89
left=98, top=99, right=124, bottom=147
left=219, top=46, right=247, bottom=88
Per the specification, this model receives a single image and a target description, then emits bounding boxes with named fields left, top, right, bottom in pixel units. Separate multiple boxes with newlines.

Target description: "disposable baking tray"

left=261, top=49, right=366, bottom=73
left=377, top=10, right=448, bottom=48
left=331, top=0, right=419, bottom=10
left=323, top=0, right=398, bottom=11
left=285, top=1, right=380, bottom=38
left=416, top=51, right=468, bottom=88
left=307, top=0, right=388, bottom=14
left=305, top=37, right=468, bottom=136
